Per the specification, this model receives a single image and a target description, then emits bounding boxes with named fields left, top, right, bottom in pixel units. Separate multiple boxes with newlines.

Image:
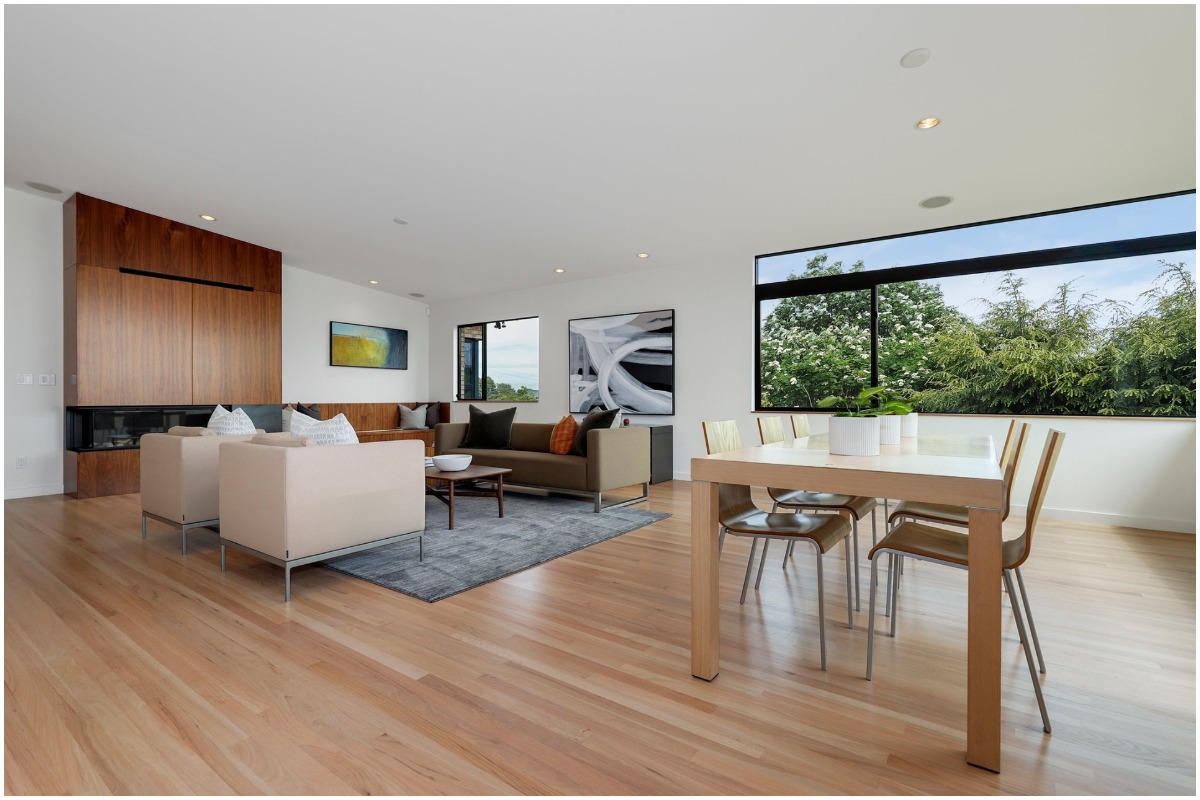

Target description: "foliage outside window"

left=457, top=317, right=540, bottom=402
left=757, top=193, right=1196, bottom=417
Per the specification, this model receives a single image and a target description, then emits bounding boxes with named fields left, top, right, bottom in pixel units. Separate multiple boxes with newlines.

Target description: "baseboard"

left=1006, top=503, right=1196, bottom=535
left=5, top=483, right=66, bottom=500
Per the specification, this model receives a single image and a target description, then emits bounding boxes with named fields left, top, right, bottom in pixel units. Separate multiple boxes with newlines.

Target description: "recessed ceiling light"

left=368, top=280, right=379, bottom=285
left=393, top=217, right=408, bottom=225
left=900, top=48, right=931, bottom=69
left=915, top=117, right=940, bottom=130
left=24, top=181, right=62, bottom=194
left=198, top=214, right=217, bottom=222
left=636, top=253, right=650, bottom=259
left=919, top=196, right=953, bottom=209
left=409, top=292, right=425, bottom=298
left=554, top=268, right=566, bottom=273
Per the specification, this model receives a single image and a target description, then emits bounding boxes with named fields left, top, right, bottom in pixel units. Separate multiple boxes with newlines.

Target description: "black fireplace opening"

left=66, top=406, right=216, bottom=451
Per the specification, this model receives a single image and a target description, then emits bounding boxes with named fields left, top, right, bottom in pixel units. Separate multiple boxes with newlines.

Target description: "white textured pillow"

left=207, top=405, right=256, bottom=435
left=289, top=411, right=359, bottom=446
left=399, top=403, right=428, bottom=430
left=282, top=405, right=295, bottom=433
left=610, top=410, right=624, bottom=428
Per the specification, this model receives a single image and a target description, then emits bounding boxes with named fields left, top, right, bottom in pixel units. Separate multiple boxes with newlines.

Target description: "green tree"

left=485, top=376, right=536, bottom=402
left=759, top=254, right=962, bottom=407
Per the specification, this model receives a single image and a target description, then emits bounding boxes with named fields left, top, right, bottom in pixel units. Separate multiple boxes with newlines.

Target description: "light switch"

left=38, top=373, right=56, bottom=386
left=15, top=374, right=32, bottom=385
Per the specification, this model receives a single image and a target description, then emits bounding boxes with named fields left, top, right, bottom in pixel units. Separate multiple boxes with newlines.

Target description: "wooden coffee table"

left=424, top=464, right=513, bottom=529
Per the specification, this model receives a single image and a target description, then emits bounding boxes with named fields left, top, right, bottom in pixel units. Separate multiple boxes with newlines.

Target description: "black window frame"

left=754, top=190, right=1197, bottom=413
left=456, top=315, right=540, bottom=402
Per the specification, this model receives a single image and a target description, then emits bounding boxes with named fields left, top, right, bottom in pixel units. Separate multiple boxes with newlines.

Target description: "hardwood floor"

left=4, top=482, right=1195, bottom=794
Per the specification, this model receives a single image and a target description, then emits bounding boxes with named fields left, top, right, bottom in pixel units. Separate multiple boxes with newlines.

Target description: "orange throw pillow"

left=549, top=414, right=579, bottom=455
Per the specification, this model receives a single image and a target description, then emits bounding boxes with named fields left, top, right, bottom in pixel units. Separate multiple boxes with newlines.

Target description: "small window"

left=456, top=317, right=540, bottom=402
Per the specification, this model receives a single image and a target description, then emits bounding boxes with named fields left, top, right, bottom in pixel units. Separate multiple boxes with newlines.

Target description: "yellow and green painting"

left=330, top=322, right=408, bottom=369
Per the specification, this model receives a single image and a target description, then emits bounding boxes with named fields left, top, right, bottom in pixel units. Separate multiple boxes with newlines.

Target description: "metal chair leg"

left=889, top=555, right=901, bottom=637
left=718, top=528, right=727, bottom=554
left=740, top=538, right=759, bottom=604
left=754, top=539, right=771, bottom=590
left=850, top=515, right=861, bottom=611
left=1004, top=570, right=1051, bottom=733
left=141, top=513, right=148, bottom=540
left=870, top=506, right=877, bottom=546
left=816, top=550, right=827, bottom=671
left=1015, top=567, right=1046, bottom=673
left=844, top=537, right=854, bottom=630
left=866, top=554, right=881, bottom=680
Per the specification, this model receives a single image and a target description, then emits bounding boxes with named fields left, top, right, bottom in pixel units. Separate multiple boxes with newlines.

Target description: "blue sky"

left=759, top=194, right=1195, bottom=324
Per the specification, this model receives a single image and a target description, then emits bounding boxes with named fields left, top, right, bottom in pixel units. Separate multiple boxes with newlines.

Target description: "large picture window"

left=457, top=316, right=540, bottom=402
left=756, top=193, right=1196, bottom=417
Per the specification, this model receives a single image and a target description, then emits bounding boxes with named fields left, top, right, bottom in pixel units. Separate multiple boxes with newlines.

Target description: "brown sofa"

left=435, top=422, right=650, bottom=511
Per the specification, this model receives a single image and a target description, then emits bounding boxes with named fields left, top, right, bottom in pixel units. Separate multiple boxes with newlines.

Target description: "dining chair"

left=757, top=415, right=876, bottom=610
left=865, top=428, right=1065, bottom=734
left=884, top=421, right=1030, bottom=631
left=789, top=414, right=810, bottom=439
left=701, top=420, right=855, bottom=670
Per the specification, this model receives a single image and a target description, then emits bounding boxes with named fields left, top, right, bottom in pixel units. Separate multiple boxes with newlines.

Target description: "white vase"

left=828, top=416, right=881, bottom=456
left=879, top=415, right=901, bottom=445
left=900, top=411, right=919, bottom=438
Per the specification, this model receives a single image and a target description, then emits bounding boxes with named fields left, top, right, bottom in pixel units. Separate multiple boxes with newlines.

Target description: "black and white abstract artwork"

left=569, top=309, right=674, bottom=415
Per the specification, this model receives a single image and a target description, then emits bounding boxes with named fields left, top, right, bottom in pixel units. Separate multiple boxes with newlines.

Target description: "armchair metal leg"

left=284, top=565, right=292, bottom=603
left=220, top=544, right=226, bottom=572
left=141, top=513, right=148, bottom=540
left=1004, top=570, right=1052, bottom=733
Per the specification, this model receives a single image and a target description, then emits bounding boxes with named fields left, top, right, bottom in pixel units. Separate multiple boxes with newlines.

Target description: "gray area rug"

left=321, top=491, right=669, bottom=602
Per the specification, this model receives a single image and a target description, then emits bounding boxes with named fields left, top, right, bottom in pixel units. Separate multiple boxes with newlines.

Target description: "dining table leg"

left=967, top=505, right=1003, bottom=772
left=691, top=478, right=721, bottom=680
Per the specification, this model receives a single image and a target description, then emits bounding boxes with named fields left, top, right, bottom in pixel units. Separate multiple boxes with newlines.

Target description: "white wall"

left=4, top=189, right=65, bottom=498
left=429, top=254, right=1198, bottom=533
left=281, top=266, right=430, bottom=402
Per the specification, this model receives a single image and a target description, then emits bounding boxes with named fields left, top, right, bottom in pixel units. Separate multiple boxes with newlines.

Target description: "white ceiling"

left=5, top=5, right=1195, bottom=303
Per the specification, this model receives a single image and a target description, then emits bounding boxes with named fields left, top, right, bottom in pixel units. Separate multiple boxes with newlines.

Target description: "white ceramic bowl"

left=431, top=454, right=472, bottom=472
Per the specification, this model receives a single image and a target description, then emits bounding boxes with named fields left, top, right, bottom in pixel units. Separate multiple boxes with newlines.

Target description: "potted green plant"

left=872, top=388, right=915, bottom=444
left=817, top=386, right=886, bottom=456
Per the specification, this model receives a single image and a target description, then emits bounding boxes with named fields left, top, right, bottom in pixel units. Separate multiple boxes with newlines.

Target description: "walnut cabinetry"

left=192, top=285, right=282, bottom=404
left=63, top=193, right=283, bottom=498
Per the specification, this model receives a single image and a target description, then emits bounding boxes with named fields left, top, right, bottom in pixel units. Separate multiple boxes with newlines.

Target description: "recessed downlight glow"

left=915, top=117, right=940, bottom=129
left=409, top=292, right=425, bottom=298
left=393, top=217, right=408, bottom=225
left=900, top=48, right=931, bottom=68
left=25, top=181, right=62, bottom=194
left=919, top=195, right=953, bottom=209
left=636, top=253, right=650, bottom=259
left=199, top=214, right=216, bottom=221
left=554, top=268, right=566, bottom=273
left=368, top=280, right=379, bottom=285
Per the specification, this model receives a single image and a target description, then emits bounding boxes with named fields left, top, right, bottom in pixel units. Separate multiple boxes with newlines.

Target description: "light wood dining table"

left=690, top=433, right=1007, bottom=772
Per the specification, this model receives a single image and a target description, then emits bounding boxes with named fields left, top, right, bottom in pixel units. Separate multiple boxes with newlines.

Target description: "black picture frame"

left=568, top=309, right=674, bottom=415
left=329, top=321, right=408, bottom=369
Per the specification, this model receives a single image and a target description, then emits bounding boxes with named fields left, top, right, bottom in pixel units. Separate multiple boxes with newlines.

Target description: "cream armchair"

left=217, top=438, right=426, bottom=600
left=140, top=429, right=260, bottom=554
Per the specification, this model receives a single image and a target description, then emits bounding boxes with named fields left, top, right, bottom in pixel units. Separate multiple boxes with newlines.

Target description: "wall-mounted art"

left=330, top=321, right=408, bottom=369
left=569, top=309, right=674, bottom=415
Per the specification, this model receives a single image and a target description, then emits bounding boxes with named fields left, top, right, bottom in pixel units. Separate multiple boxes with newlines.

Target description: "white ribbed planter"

left=879, top=415, right=902, bottom=445
left=900, top=411, right=919, bottom=438
left=828, top=416, right=881, bottom=456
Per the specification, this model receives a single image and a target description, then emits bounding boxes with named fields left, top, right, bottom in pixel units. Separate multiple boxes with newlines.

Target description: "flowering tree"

left=759, top=254, right=961, bottom=407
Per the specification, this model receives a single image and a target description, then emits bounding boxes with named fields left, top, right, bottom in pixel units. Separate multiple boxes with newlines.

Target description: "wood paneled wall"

left=63, top=193, right=283, bottom=408
left=63, top=193, right=284, bottom=497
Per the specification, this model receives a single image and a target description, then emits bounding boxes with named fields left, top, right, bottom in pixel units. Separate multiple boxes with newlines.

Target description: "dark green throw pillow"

left=295, top=402, right=322, bottom=421
left=461, top=405, right=517, bottom=449
left=572, top=407, right=619, bottom=456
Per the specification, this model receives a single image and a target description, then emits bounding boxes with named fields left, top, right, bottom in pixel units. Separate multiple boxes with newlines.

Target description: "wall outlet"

left=15, top=373, right=32, bottom=385
left=15, top=456, right=28, bottom=469
left=39, top=373, right=57, bottom=386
